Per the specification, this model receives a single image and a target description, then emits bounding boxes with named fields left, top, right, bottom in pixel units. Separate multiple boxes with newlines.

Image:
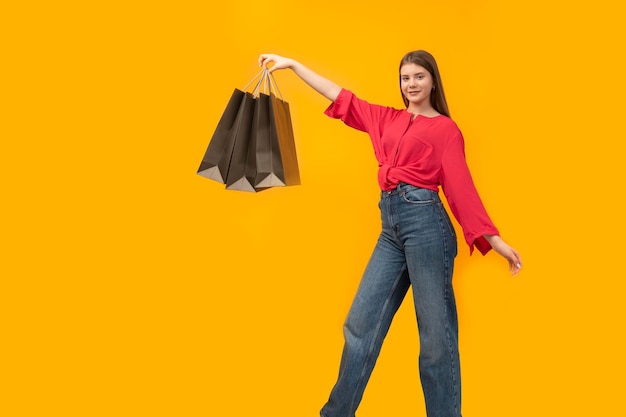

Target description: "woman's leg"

left=320, top=198, right=409, bottom=417
left=396, top=186, right=460, bottom=417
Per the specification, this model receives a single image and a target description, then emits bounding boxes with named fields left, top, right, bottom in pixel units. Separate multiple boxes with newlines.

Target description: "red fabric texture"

left=324, top=89, right=499, bottom=255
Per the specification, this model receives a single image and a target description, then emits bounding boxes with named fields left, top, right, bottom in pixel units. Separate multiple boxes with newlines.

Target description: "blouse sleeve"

left=440, top=131, right=499, bottom=255
left=324, top=88, right=387, bottom=134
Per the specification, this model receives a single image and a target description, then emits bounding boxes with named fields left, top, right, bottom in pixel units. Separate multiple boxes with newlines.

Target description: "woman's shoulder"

left=419, top=114, right=460, bottom=132
left=427, top=116, right=465, bottom=146
left=434, top=114, right=459, bottom=127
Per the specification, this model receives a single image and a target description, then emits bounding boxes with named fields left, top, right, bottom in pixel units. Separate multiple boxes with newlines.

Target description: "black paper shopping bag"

left=227, top=91, right=269, bottom=192
left=196, top=89, right=246, bottom=183
left=222, top=92, right=257, bottom=191
left=198, top=69, right=265, bottom=187
left=253, top=92, right=283, bottom=188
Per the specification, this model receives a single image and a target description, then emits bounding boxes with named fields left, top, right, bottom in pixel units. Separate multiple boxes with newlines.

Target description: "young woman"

left=258, top=51, right=522, bottom=417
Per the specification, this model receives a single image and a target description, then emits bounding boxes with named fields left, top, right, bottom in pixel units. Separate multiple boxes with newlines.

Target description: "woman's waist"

left=381, top=182, right=441, bottom=201
left=378, top=165, right=439, bottom=194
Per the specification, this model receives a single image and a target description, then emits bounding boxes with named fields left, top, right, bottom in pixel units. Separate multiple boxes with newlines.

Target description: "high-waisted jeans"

left=320, top=183, right=461, bottom=417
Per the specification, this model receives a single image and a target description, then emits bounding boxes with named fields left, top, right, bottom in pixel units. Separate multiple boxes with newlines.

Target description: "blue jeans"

left=320, top=183, right=460, bottom=417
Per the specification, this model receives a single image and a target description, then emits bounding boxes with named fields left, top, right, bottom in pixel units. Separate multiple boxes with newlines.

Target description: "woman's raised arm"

left=259, top=53, right=342, bottom=102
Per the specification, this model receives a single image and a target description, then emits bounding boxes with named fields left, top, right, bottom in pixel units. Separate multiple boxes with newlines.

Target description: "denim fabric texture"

left=320, top=183, right=461, bottom=417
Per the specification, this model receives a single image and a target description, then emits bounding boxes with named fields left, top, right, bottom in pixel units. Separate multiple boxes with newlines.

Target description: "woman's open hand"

left=484, top=235, right=523, bottom=276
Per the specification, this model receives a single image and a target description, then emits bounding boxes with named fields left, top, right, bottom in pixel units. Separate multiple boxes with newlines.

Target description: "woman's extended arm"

left=259, top=53, right=342, bottom=102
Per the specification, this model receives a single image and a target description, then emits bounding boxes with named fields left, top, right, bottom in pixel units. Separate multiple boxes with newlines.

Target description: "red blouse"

left=324, top=88, right=499, bottom=255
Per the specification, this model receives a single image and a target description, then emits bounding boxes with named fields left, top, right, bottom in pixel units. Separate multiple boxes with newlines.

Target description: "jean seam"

left=437, top=202, right=456, bottom=238
left=442, top=227, right=460, bottom=416
left=348, top=264, right=406, bottom=414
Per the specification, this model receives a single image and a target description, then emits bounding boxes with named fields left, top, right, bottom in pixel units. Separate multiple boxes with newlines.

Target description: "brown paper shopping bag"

left=268, top=90, right=300, bottom=187
left=254, top=72, right=301, bottom=189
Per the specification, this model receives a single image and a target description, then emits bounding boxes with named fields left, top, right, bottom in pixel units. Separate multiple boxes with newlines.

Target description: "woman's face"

left=400, top=63, right=434, bottom=108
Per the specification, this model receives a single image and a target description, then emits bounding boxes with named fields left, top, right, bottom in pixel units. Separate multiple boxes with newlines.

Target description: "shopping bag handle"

left=241, top=68, right=285, bottom=101
left=266, top=70, right=284, bottom=100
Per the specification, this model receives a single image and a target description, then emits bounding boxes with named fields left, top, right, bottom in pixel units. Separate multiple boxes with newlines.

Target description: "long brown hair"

left=399, top=50, right=450, bottom=118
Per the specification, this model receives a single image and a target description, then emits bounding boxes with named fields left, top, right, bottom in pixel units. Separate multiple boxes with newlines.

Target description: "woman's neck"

left=408, top=107, right=440, bottom=118
left=408, top=102, right=438, bottom=117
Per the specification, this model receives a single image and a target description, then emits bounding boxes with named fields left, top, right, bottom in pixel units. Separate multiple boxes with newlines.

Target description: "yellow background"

left=2, top=1, right=625, bottom=416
